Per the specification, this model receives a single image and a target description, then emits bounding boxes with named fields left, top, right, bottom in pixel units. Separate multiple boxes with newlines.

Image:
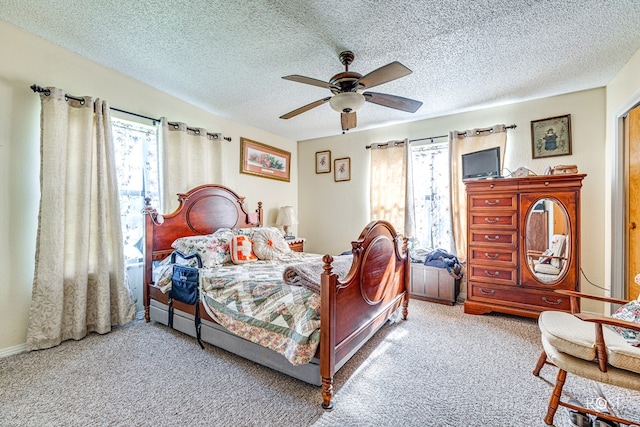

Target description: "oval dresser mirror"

left=524, top=198, right=570, bottom=284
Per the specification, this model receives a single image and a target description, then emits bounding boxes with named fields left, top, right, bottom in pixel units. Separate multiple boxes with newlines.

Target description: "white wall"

left=0, top=22, right=299, bottom=352
left=298, top=89, right=607, bottom=309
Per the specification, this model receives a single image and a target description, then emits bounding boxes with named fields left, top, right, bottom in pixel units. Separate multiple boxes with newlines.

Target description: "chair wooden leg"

left=533, top=350, right=548, bottom=376
left=544, top=368, right=567, bottom=425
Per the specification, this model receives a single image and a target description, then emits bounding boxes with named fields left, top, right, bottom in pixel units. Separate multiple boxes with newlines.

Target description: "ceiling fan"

left=279, top=50, right=423, bottom=133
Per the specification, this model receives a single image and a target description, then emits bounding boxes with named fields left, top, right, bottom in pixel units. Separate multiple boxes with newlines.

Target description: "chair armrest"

left=554, top=290, right=629, bottom=306
left=575, top=312, right=640, bottom=333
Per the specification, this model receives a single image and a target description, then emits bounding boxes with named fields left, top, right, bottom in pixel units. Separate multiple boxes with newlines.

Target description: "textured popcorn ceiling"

left=3, top=1, right=640, bottom=141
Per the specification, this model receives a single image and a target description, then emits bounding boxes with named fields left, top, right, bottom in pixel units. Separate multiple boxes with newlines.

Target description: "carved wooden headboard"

left=143, top=184, right=263, bottom=286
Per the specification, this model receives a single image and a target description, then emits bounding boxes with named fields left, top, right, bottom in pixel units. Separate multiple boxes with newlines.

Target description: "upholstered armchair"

left=527, top=234, right=568, bottom=282
left=533, top=290, right=640, bottom=426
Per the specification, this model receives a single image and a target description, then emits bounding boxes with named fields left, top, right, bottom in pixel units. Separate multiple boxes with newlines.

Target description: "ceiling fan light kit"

left=329, top=92, right=365, bottom=113
left=280, top=50, right=423, bottom=132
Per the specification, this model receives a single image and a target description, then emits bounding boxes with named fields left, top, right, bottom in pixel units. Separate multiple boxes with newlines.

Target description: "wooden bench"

left=410, top=264, right=460, bottom=305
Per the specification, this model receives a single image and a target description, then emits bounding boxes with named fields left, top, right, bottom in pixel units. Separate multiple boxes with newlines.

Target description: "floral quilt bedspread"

left=153, top=252, right=324, bottom=365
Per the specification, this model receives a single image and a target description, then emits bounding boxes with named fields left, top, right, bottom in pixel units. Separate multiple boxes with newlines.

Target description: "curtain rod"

left=30, top=84, right=232, bottom=141
left=365, top=124, right=517, bottom=149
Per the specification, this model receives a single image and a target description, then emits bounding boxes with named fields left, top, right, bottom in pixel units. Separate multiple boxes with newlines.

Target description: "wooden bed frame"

left=143, top=184, right=409, bottom=409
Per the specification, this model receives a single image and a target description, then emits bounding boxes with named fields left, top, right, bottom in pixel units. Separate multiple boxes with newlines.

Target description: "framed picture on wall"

left=315, top=150, right=331, bottom=174
left=334, top=157, right=351, bottom=182
left=530, top=114, right=572, bottom=159
left=240, top=137, right=291, bottom=182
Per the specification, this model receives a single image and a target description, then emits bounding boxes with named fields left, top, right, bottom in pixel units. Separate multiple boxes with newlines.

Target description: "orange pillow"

left=230, top=235, right=257, bottom=264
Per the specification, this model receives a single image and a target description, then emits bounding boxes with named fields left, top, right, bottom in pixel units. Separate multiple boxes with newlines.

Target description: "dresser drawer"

left=468, top=194, right=517, bottom=210
left=469, top=230, right=517, bottom=247
left=469, top=246, right=517, bottom=266
left=465, top=179, right=519, bottom=193
left=468, top=265, right=516, bottom=285
left=469, top=285, right=571, bottom=312
left=468, top=211, right=517, bottom=229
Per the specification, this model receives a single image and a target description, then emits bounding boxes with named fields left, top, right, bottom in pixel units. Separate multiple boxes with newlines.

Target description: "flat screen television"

left=461, top=146, right=501, bottom=180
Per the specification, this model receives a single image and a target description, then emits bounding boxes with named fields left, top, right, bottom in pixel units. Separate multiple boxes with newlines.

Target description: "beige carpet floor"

left=1, top=299, right=638, bottom=427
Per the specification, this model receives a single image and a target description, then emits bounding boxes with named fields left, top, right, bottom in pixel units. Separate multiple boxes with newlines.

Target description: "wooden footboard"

left=319, top=220, right=409, bottom=409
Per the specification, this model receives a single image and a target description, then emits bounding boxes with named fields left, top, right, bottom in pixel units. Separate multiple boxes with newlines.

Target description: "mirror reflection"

left=525, top=198, right=570, bottom=283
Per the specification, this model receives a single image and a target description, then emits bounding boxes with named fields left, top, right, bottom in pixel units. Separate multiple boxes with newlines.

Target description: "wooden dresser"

left=464, top=174, right=585, bottom=318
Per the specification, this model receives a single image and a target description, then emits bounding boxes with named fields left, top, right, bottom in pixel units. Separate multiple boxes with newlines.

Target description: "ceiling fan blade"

left=341, top=111, right=357, bottom=131
left=363, top=91, right=423, bottom=113
left=356, top=62, right=412, bottom=90
left=282, top=75, right=339, bottom=90
left=280, top=97, right=332, bottom=119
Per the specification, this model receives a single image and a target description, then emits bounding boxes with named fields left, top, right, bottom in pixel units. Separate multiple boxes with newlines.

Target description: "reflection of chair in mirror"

left=533, top=290, right=640, bottom=426
left=527, top=234, right=567, bottom=281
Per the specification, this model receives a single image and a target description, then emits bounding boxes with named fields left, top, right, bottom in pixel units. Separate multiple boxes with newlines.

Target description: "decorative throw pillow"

left=230, top=235, right=257, bottom=264
left=252, top=228, right=291, bottom=260
left=610, top=299, right=640, bottom=346
left=538, top=249, right=554, bottom=264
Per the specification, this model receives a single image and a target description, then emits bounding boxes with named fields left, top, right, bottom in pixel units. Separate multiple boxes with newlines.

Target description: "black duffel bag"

left=169, top=250, right=204, bottom=349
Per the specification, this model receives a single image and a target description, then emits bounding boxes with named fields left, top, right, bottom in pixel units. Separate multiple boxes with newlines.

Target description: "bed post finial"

left=322, top=254, right=334, bottom=274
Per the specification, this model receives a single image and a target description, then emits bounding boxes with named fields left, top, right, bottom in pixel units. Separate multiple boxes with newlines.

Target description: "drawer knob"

left=484, top=217, right=500, bottom=223
left=479, top=288, right=495, bottom=295
left=484, top=269, right=500, bottom=277
left=484, top=252, right=500, bottom=259
left=544, top=181, right=550, bottom=186
left=484, top=235, right=500, bottom=241
left=484, top=199, right=500, bottom=205
left=542, top=297, right=563, bottom=305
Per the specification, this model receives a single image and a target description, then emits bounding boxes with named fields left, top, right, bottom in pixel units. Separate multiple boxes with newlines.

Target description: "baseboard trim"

left=0, top=343, right=27, bottom=358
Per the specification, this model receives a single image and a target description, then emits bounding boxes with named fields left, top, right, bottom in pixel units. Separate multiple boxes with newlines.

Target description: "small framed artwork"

left=334, top=157, right=351, bottom=182
left=315, top=150, right=331, bottom=174
left=240, top=137, right=291, bottom=182
left=530, top=114, right=572, bottom=159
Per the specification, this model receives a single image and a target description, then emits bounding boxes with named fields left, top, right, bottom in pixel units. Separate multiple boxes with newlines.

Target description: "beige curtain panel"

left=158, top=118, right=223, bottom=213
left=449, top=124, right=507, bottom=260
left=369, top=139, right=415, bottom=236
left=27, top=88, right=135, bottom=351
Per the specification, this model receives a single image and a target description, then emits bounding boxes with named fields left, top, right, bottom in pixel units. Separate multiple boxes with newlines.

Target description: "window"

left=112, top=118, right=159, bottom=264
left=411, top=142, right=453, bottom=252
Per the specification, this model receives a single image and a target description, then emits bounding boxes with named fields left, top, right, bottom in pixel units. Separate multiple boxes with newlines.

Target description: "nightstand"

left=287, top=237, right=305, bottom=252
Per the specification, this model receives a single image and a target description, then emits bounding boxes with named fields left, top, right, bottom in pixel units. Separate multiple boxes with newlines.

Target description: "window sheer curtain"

left=411, top=142, right=453, bottom=251
left=27, top=88, right=135, bottom=351
left=449, top=124, right=507, bottom=260
left=369, top=140, right=415, bottom=236
left=158, top=118, right=223, bottom=213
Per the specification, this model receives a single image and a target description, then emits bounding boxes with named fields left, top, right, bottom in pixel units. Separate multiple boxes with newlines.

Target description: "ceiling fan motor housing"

left=329, top=71, right=363, bottom=94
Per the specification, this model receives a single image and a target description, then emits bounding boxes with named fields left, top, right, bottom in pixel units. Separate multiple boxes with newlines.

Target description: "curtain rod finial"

left=30, top=84, right=50, bottom=96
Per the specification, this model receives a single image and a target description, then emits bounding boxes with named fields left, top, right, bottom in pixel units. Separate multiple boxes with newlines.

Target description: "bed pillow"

left=171, top=228, right=234, bottom=267
left=252, top=228, right=291, bottom=260
left=233, top=226, right=281, bottom=238
left=230, top=235, right=257, bottom=264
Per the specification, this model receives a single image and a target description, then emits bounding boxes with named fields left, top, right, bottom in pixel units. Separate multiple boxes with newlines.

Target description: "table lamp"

left=276, top=206, right=298, bottom=240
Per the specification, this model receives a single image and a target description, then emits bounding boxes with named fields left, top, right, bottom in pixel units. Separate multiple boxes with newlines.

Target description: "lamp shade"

left=329, top=92, right=365, bottom=113
left=276, top=206, right=298, bottom=226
